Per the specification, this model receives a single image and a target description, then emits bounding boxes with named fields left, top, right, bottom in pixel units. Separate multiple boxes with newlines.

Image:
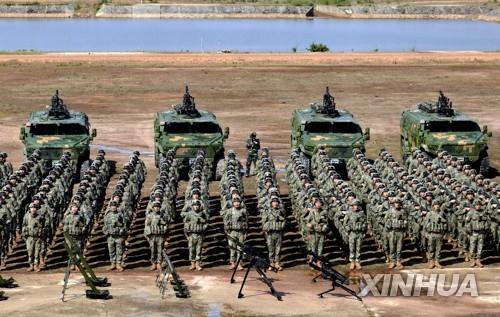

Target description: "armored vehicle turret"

left=19, top=90, right=96, bottom=177
left=153, top=86, right=229, bottom=179
left=400, top=91, right=492, bottom=175
left=291, top=87, right=370, bottom=176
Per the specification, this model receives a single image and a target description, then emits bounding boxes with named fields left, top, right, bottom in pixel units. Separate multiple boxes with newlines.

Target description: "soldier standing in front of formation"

left=63, top=204, right=86, bottom=270
left=0, top=152, right=13, bottom=182
left=306, top=198, right=328, bottom=263
left=385, top=197, right=407, bottom=269
left=343, top=199, right=366, bottom=270
left=422, top=199, right=448, bottom=269
left=245, top=132, right=260, bottom=177
left=261, top=196, right=286, bottom=271
left=22, top=203, right=44, bottom=272
left=103, top=201, right=127, bottom=271
left=181, top=200, right=208, bottom=271
left=222, top=196, right=248, bottom=270
left=466, top=199, right=489, bottom=268
left=144, top=201, right=170, bottom=271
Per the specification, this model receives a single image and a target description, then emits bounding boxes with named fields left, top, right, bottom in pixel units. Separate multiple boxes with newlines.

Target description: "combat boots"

left=39, top=259, right=46, bottom=269
left=190, top=261, right=196, bottom=270
left=71, top=264, right=76, bottom=271
left=355, top=261, right=362, bottom=270
left=396, top=261, right=404, bottom=269
left=238, top=263, right=244, bottom=271
left=434, top=261, right=442, bottom=269
left=470, top=259, right=476, bottom=267
left=116, top=264, right=124, bottom=272
left=229, top=261, right=236, bottom=270
left=109, top=263, right=116, bottom=270
left=387, top=261, right=395, bottom=269
left=149, top=263, right=156, bottom=271
left=427, top=260, right=435, bottom=269
left=349, top=262, right=355, bottom=270
left=195, top=261, right=203, bottom=271
left=475, top=259, right=483, bottom=268
left=275, top=262, right=283, bottom=271
left=156, top=263, right=162, bottom=270
left=27, top=264, right=34, bottom=272
left=34, top=264, right=41, bottom=272
left=464, top=253, right=470, bottom=262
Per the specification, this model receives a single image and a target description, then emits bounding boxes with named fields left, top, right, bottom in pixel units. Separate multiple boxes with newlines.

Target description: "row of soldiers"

left=144, top=149, right=178, bottom=270
left=312, top=148, right=366, bottom=270
left=181, top=151, right=210, bottom=271
left=220, top=150, right=248, bottom=270
left=0, top=152, right=14, bottom=187
left=62, top=150, right=112, bottom=271
left=256, top=148, right=286, bottom=270
left=101, top=151, right=146, bottom=271
left=399, top=149, right=497, bottom=266
left=286, top=150, right=329, bottom=266
left=0, top=150, right=45, bottom=269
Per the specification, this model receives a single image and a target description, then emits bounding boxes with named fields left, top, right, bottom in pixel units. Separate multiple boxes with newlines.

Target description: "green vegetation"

left=287, top=0, right=313, bottom=6
left=94, top=0, right=108, bottom=13
left=307, top=42, right=330, bottom=52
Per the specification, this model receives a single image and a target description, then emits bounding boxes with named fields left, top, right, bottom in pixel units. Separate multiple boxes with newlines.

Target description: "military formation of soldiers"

left=219, top=150, right=248, bottom=270
left=102, top=151, right=146, bottom=271
left=181, top=151, right=210, bottom=271
left=310, top=148, right=367, bottom=270
left=348, top=148, right=498, bottom=269
left=61, top=150, right=111, bottom=271
left=0, top=150, right=46, bottom=270
left=256, top=148, right=286, bottom=270
left=144, top=149, right=178, bottom=270
left=286, top=150, right=330, bottom=267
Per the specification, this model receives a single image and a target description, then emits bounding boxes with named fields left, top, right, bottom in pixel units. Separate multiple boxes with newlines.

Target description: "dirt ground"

left=0, top=52, right=500, bottom=315
left=0, top=265, right=499, bottom=317
left=0, top=52, right=499, bottom=182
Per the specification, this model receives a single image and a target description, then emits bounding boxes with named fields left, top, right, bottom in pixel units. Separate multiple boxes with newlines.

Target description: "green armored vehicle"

left=154, top=86, right=229, bottom=179
left=400, top=91, right=492, bottom=175
left=19, top=90, right=97, bottom=177
left=291, top=87, right=370, bottom=176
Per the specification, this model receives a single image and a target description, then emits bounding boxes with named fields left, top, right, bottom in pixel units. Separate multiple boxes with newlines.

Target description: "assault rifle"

left=61, top=232, right=110, bottom=301
left=308, top=251, right=362, bottom=301
left=226, top=232, right=282, bottom=301
left=156, top=249, right=190, bottom=299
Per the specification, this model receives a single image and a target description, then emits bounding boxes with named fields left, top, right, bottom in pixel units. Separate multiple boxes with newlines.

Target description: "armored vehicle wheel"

left=479, top=156, right=490, bottom=176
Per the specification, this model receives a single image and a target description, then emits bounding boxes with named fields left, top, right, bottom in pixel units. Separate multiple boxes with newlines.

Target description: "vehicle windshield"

left=165, top=122, right=222, bottom=134
left=424, top=121, right=480, bottom=133
left=304, top=122, right=362, bottom=134
left=30, top=123, right=88, bottom=135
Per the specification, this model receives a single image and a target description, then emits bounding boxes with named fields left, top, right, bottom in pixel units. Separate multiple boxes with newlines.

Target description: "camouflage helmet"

left=350, top=199, right=361, bottom=206
left=192, top=199, right=201, bottom=206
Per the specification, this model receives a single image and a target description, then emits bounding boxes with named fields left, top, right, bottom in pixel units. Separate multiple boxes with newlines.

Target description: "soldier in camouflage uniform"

left=63, top=203, right=86, bottom=270
left=245, top=132, right=260, bottom=177
left=103, top=201, right=127, bottom=271
left=422, top=199, right=448, bottom=269
left=384, top=197, right=407, bottom=269
left=144, top=201, right=170, bottom=271
left=22, top=203, right=45, bottom=272
left=343, top=199, right=366, bottom=270
left=305, top=199, right=328, bottom=261
left=466, top=199, right=489, bottom=268
left=181, top=200, right=208, bottom=271
left=261, top=196, right=286, bottom=271
left=222, top=196, right=248, bottom=270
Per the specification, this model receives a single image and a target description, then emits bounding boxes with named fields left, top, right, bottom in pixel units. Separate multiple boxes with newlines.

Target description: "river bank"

left=0, top=2, right=498, bottom=22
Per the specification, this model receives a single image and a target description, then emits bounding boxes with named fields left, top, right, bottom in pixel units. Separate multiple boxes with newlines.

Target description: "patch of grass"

left=0, top=49, right=40, bottom=55
left=307, top=42, right=330, bottom=52
left=373, top=48, right=379, bottom=52
left=94, top=0, right=109, bottom=13
left=318, top=0, right=352, bottom=6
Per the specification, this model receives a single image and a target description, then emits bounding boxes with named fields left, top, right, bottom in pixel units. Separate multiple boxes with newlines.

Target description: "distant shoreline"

left=0, top=3, right=498, bottom=23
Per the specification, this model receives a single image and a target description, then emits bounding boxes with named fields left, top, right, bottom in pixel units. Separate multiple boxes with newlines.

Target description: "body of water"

left=1, top=18, right=499, bottom=52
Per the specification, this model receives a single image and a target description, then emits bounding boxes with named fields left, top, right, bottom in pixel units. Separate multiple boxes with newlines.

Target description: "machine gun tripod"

left=156, top=249, right=190, bottom=299
left=308, top=252, right=362, bottom=301
left=61, top=233, right=111, bottom=301
left=226, top=232, right=282, bottom=301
